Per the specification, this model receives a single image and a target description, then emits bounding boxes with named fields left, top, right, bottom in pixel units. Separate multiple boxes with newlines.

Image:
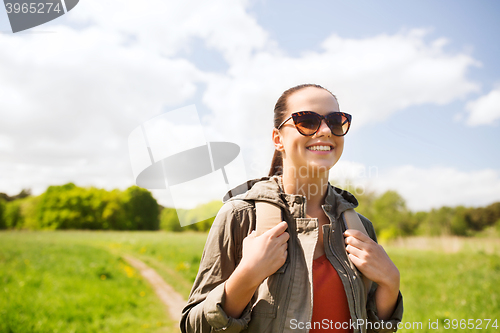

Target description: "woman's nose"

left=316, top=119, right=332, bottom=136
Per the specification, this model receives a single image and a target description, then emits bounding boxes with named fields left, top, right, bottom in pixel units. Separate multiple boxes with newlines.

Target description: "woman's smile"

left=306, top=143, right=334, bottom=154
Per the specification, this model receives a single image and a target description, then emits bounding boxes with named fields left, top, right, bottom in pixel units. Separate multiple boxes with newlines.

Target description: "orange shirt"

left=310, top=254, right=353, bottom=332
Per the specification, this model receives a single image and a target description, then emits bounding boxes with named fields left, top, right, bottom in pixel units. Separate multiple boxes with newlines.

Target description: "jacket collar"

left=222, top=175, right=358, bottom=218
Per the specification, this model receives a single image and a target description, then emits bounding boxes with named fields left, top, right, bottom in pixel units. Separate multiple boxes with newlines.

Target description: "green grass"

left=0, top=231, right=176, bottom=333
left=54, top=230, right=209, bottom=298
left=1, top=231, right=499, bottom=332
left=386, top=244, right=500, bottom=332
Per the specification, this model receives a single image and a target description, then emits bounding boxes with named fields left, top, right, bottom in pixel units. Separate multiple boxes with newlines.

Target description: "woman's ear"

left=272, top=128, right=284, bottom=151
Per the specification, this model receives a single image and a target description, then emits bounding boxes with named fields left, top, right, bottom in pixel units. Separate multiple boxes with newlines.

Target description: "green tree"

left=35, top=184, right=106, bottom=229
left=408, top=211, right=428, bottom=236
left=101, top=189, right=126, bottom=230
left=35, top=183, right=77, bottom=229
left=34, top=184, right=160, bottom=230
left=18, top=195, right=40, bottom=229
left=484, top=202, right=500, bottom=228
left=0, top=199, right=6, bottom=229
left=418, top=206, right=456, bottom=236
left=160, top=207, right=182, bottom=232
left=121, top=186, right=159, bottom=230
left=450, top=206, right=469, bottom=236
left=0, top=188, right=31, bottom=202
left=466, top=207, right=489, bottom=231
left=4, top=200, right=23, bottom=229
left=371, top=190, right=412, bottom=240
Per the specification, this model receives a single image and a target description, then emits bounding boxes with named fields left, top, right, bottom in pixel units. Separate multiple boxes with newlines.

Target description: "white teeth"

left=307, top=145, right=331, bottom=151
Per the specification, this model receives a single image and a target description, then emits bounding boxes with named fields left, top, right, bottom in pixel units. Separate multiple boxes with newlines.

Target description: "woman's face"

left=273, top=87, right=344, bottom=176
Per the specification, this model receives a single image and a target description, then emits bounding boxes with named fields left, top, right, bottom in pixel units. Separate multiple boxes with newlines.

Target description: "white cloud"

left=0, top=24, right=204, bottom=194
left=204, top=29, right=480, bottom=131
left=0, top=0, right=270, bottom=194
left=0, top=135, right=14, bottom=152
left=465, top=87, right=500, bottom=126
left=201, top=29, right=481, bottom=180
left=68, top=0, right=271, bottom=62
left=0, top=0, right=487, bottom=205
left=334, top=163, right=500, bottom=211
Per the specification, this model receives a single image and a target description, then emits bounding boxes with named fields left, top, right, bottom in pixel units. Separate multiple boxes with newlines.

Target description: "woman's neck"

left=280, top=165, right=330, bottom=210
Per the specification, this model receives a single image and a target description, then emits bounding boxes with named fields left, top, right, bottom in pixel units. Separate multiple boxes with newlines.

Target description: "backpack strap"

left=255, top=201, right=282, bottom=236
left=342, top=209, right=373, bottom=304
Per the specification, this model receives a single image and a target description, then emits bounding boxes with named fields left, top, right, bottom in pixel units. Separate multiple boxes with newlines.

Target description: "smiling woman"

left=180, top=84, right=403, bottom=333
left=270, top=85, right=347, bottom=181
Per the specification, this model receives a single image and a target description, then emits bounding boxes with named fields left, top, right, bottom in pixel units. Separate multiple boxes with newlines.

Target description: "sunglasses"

left=277, top=111, right=352, bottom=137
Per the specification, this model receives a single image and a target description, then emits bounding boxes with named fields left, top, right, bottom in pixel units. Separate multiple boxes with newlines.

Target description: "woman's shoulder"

left=208, top=199, right=257, bottom=242
left=217, top=198, right=255, bottom=216
left=222, top=176, right=284, bottom=204
left=214, top=192, right=260, bottom=229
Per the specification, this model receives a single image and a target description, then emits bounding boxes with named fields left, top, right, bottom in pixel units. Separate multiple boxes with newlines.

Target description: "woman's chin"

left=285, top=157, right=339, bottom=176
left=300, top=162, right=336, bottom=176
left=310, top=157, right=339, bottom=170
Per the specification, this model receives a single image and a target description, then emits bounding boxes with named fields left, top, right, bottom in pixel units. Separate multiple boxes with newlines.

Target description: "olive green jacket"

left=180, top=176, right=403, bottom=332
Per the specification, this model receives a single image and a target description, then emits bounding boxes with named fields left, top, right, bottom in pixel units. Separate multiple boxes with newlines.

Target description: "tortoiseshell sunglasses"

left=277, top=111, right=352, bottom=137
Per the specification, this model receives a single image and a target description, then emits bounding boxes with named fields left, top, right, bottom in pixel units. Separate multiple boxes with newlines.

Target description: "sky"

left=0, top=0, right=499, bottom=212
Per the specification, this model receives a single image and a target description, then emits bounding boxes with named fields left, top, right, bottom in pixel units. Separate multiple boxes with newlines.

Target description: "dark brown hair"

left=268, top=83, right=337, bottom=176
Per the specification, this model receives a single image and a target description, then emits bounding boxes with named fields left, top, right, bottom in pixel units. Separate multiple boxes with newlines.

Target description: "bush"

left=0, top=199, right=6, bottom=229
left=121, top=186, right=159, bottom=230
left=4, top=200, right=22, bottom=229
left=160, top=207, right=182, bottom=232
left=17, top=195, right=40, bottom=229
left=31, top=184, right=159, bottom=230
left=371, top=190, right=412, bottom=239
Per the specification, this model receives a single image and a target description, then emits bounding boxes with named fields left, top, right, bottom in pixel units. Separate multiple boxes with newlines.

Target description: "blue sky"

left=0, top=0, right=499, bottom=211
left=252, top=0, right=500, bottom=171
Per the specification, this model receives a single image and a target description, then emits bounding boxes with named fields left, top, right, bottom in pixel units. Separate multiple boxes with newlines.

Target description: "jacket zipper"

left=326, top=216, right=360, bottom=322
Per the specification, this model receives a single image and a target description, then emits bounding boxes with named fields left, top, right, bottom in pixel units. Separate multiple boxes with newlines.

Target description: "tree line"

left=0, top=183, right=159, bottom=230
left=352, top=188, right=500, bottom=240
left=0, top=183, right=222, bottom=232
left=1, top=183, right=499, bottom=238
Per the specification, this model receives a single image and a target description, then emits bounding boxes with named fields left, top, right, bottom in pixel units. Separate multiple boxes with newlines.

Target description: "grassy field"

left=387, top=246, right=500, bottom=332
left=1, top=231, right=499, bottom=332
left=0, top=231, right=208, bottom=333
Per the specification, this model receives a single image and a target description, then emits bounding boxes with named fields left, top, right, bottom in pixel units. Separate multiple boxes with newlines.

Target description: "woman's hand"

left=238, top=221, right=289, bottom=286
left=344, top=229, right=400, bottom=320
left=223, top=221, right=289, bottom=318
left=344, top=229, right=399, bottom=287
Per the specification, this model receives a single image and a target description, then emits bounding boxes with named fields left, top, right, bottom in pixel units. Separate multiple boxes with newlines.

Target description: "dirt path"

left=123, top=254, right=187, bottom=323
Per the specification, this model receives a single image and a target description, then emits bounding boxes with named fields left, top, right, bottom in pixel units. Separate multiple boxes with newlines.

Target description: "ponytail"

left=268, top=150, right=283, bottom=176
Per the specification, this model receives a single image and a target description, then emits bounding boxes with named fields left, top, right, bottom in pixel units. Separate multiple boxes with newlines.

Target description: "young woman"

left=180, top=84, right=403, bottom=333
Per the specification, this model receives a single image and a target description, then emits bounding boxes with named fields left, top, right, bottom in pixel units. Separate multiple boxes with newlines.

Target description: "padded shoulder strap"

left=342, top=208, right=372, bottom=304
left=255, top=201, right=282, bottom=236
left=343, top=209, right=367, bottom=234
